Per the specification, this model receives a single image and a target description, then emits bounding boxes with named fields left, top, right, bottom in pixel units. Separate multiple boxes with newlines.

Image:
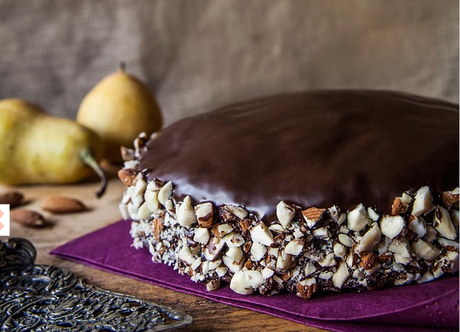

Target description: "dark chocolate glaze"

left=140, top=90, right=459, bottom=219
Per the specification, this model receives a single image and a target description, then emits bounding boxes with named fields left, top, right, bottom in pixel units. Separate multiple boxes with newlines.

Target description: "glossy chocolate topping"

left=140, top=90, right=459, bottom=219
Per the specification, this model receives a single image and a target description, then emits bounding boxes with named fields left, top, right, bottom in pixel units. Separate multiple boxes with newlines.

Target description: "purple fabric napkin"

left=51, top=220, right=459, bottom=332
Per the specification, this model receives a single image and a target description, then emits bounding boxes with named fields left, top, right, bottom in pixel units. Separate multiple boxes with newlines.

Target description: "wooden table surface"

left=0, top=172, right=328, bottom=332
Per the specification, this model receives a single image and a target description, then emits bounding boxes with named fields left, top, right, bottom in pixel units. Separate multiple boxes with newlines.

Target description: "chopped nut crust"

left=120, top=140, right=459, bottom=299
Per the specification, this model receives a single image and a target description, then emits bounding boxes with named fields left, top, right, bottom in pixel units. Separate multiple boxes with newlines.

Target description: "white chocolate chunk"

left=262, top=267, right=275, bottom=279
left=215, top=223, right=233, bottom=237
left=312, top=227, right=329, bottom=238
left=293, top=227, right=304, bottom=239
left=276, top=201, right=295, bottom=228
left=367, top=207, right=380, bottom=221
left=319, top=271, right=333, bottom=280
left=433, top=206, right=457, bottom=240
left=285, top=239, right=304, bottom=256
left=131, top=193, right=143, bottom=209
left=268, top=247, right=279, bottom=258
left=412, top=186, right=434, bottom=216
left=208, top=259, right=222, bottom=271
left=127, top=202, right=139, bottom=220
left=222, top=255, right=243, bottom=273
left=401, top=192, right=413, bottom=205
left=304, top=261, right=317, bottom=276
left=318, top=252, right=336, bottom=267
left=121, top=188, right=131, bottom=204
left=165, top=199, right=174, bottom=214
left=191, top=257, right=202, bottom=271
left=137, top=202, right=152, bottom=220
left=332, top=261, right=350, bottom=289
left=178, top=245, right=196, bottom=265
left=417, top=271, right=435, bottom=284
left=388, top=238, right=412, bottom=264
left=352, top=268, right=365, bottom=280
left=250, top=222, right=274, bottom=246
left=328, top=206, right=341, bottom=223
left=230, top=270, right=253, bottom=295
left=123, top=160, right=139, bottom=169
left=276, top=250, right=292, bottom=271
left=145, top=189, right=160, bottom=213
left=158, top=181, right=173, bottom=205
left=244, top=270, right=265, bottom=289
left=225, top=247, right=243, bottom=262
left=269, top=224, right=285, bottom=233
left=134, top=176, right=147, bottom=196
left=438, top=237, right=459, bottom=249
left=225, top=205, right=248, bottom=219
left=333, top=242, right=347, bottom=259
left=195, top=202, right=214, bottom=227
left=337, top=213, right=347, bottom=225
left=347, top=204, right=370, bottom=232
left=380, top=215, right=405, bottom=239
left=346, top=252, right=356, bottom=268
left=250, top=242, right=267, bottom=261
left=193, top=227, right=210, bottom=245
left=215, top=266, right=228, bottom=277
left=432, top=263, right=444, bottom=278
left=411, top=238, right=441, bottom=260
left=146, top=180, right=160, bottom=191
left=177, top=196, right=197, bottom=228
left=203, top=238, right=225, bottom=261
left=356, top=222, right=381, bottom=253
left=338, top=234, right=354, bottom=247
left=118, top=203, right=129, bottom=220
left=393, top=273, right=416, bottom=286
left=408, top=216, right=427, bottom=238
left=424, top=226, right=438, bottom=242
left=224, top=232, right=245, bottom=247
left=201, top=261, right=209, bottom=275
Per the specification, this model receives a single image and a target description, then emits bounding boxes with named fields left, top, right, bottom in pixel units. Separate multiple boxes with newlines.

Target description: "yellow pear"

left=0, top=99, right=107, bottom=197
left=77, top=65, right=163, bottom=163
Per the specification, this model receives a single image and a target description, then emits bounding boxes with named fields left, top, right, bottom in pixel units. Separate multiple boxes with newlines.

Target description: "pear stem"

left=79, top=148, right=108, bottom=198
left=119, top=62, right=126, bottom=73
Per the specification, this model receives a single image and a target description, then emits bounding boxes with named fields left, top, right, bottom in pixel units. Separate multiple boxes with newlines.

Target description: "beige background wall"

left=0, top=0, right=458, bottom=125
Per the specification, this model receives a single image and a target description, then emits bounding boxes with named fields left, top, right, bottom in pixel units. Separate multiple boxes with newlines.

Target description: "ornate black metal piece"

left=0, top=238, right=192, bottom=331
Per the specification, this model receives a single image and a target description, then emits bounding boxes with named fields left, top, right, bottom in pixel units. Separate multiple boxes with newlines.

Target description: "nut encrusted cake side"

left=118, top=135, right=459, bottom=298
left=118, top=90, right=459, bottom=298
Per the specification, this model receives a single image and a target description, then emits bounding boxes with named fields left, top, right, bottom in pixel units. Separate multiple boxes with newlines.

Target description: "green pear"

left=0, top=99, right=107, bottom=197
left=77, top=66, right=163, bottom=163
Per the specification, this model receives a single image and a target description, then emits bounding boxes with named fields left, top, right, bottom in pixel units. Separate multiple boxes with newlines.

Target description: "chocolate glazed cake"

left=118, top=90, right=459, bottom=298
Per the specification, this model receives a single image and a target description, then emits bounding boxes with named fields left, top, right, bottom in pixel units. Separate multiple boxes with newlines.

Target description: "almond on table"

left=11, top=209, right=46, bottom=228
left=0, top=190, right=24, bottom=207
left=41, top=196, right=87, bottom=214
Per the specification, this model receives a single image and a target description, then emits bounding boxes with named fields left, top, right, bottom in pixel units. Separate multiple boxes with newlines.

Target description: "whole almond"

left=41, top=196, right=87, bottom=214
left=0, top=191, right=24, bottom=207
left=11, top=209, right=46, bottom=227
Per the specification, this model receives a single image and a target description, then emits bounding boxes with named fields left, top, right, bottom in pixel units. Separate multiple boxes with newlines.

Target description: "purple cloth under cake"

left=51, top=220, right=459, bottom=332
